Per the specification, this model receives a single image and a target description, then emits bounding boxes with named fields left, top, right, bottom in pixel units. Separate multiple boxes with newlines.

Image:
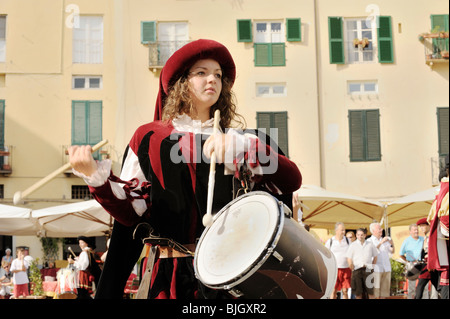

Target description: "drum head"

left=195, top=192, right=281, bottom=287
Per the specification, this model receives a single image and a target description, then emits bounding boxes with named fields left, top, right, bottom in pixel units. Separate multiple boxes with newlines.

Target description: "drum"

left=405, top=261, right=426, bottom=281
left=194, top=191, right=337, bottom=299
left=55, top=266, right=77, bottom=299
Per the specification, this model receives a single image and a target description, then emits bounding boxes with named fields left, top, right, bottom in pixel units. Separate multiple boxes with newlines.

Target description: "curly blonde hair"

left=161, top=73, right=245, bottom=130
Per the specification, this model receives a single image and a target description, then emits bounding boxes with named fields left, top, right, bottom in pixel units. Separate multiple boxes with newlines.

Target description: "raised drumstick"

left=202, top=110, right=220, bottom=227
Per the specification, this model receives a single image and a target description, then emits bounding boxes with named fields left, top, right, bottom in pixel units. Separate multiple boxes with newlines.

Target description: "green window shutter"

left=365, top=110, right=381, bottom=161
left=328, top=17, right=345, bottom=64
left=237, top=19, right=252, bottom=42
left=72, top=101, right=103, bottom=159
left=274, top=112, right=289, bottom=157
left=254, top=43, right=270, bottom=66
left=437, top=107, right=449, bottom=157
left=431, top=14, right=449, bottom=52
left=377, top=16, right=394, bottom=63
left=349, top=110, right=365, bottom=161
left=88, top=101, right=102, bottom=145
left=0, top=100, right=4, bottom=148
left=271, top=43, right=286, bottom=66
left=286, top=18, right=301, bottom=41
left=257, top=112, right=289, bottom=157
left=349, top=110, right=381, bottom=162
left=72, top=101, right=88, bottom=145
left=141, top=21, right=156, bottom=44
left=254, top=43, right=285, bottom=66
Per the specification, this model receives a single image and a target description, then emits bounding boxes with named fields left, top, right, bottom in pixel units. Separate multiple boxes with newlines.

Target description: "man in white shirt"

left=347, top=228, right=378, bottom=299
left=325, top=222, right=351, bottom=299
left=367, top=222, right=394, bottom=299
left=9, top=248, right=30, bottom=298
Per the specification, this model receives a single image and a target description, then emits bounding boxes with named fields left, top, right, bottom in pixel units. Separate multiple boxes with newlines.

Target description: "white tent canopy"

left=384, top=186, right=439, bottom=227
left=296, top=185, right=385, bottom=230
left=0, top=204, right=37, bottom=236
left=32, top=200, right=113, bottom=237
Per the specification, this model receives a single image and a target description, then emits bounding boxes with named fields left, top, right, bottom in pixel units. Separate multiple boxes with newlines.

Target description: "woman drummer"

left=68, top=39, right=302, bottom=299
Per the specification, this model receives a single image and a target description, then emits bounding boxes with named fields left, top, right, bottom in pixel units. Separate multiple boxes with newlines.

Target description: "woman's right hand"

left=68, top=145, right=98, bottom=177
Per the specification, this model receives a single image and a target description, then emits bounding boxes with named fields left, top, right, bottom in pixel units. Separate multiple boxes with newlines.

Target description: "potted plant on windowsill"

left=353, top=38, right=370, bottom=49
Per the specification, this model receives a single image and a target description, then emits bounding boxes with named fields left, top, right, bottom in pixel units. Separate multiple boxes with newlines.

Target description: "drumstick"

left=13, top=139, right=108, bottom=205
left=202, top=110, right=220, bottom=227
left=68, top=247, right=77, bottom=258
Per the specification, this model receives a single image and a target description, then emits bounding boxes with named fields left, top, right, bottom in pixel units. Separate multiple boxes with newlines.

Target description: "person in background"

left=68, top=236, right=101, bottom=299
left=0, top=261, right=12, bottom=299
left=367, top=222, right=394, bottom=299
left=346, top=231, right=356, bottom=243
left=324, top=222, right=352, bottom=299
left=427, top=155, right=449, bottom=299
left=1, top=248, right=12, bottom=266
left=415, top=218, right=439, bottom=299
left=399, top=223, right=424, bottom=299
left=9, top=248, right=30, bottom=298
left=347, top=228, right=378, bottom=299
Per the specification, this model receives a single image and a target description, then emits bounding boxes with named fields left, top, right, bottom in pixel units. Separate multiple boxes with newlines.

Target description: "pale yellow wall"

left=316, top=0, right=449, bottom=199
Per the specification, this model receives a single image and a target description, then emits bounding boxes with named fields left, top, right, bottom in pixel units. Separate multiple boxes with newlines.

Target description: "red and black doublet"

left=92, top=121, right=301, bottom=299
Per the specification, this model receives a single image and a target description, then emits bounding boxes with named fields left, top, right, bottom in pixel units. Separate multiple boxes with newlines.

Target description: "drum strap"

left=135, top=245, right=159, bottom=299
left=133, top=222, right=195, bottom=257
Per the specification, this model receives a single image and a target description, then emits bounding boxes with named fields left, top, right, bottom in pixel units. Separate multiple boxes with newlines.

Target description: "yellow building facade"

left=0, top=0, right=448, bottom=261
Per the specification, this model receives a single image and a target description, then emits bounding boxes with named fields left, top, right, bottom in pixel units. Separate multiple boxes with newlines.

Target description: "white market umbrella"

left=385, top=186, right=439, bottom=227
left=296, top=185, right=385, bottom=230
left=0, top=204, right=37, bottom=236
left=32, top=200, right=113, bottom=237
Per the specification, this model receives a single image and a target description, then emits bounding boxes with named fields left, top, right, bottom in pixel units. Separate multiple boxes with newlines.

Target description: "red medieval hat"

left=154, top=39, right=236, bottom=121
left=416, top=217, right=429, bottom=226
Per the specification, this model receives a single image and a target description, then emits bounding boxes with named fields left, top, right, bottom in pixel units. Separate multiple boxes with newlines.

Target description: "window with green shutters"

left=237, top=18, right=301, bottom=66
left=72, top=101, right=103, bottom=159
left=348, top=109, right=381, bottom=162
left=256, top=111, right=289, bottom=157
left=254, top=43, right=285, bottom=66
left=141, top=21, right=156, bottom=44
left=437, top=107, right=449, bottom=157
left=328, top=16, right=393, bottom=64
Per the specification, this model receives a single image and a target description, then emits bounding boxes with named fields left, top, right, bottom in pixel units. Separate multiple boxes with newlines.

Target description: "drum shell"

left=227, top=213, right=336, bottom=299
left=195, top=191, right=337, bottom=299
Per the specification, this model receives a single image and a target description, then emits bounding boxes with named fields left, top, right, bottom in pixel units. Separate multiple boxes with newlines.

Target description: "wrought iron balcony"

left=419, top=31, right=449, bottom=66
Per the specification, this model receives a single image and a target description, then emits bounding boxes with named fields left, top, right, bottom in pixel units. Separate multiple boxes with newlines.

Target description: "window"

left=142, top=21, right=189, bottom=66
left=72, top=101, right=102, bottom=159
left=237, top=18, right=301, bottom=67
left=256, top=111, right=289, bottom=157
left=347, top=81, right=378, bottom=95
left=72, top=76, right=102, bottom=89
left=348, top=109, right=381, bottom=162
left=73, top=16, right=103, bottom=64
left=437, top=107, right=449, bottom=157
left=328, top=16, right=393, bottom=64
left=345, top=18, right=377, bottom=64
left=256, top=83, right=287, bottom=97
left=0, top=16, right=6, bottom=62
left=72, top=185, right=93, bottom=200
